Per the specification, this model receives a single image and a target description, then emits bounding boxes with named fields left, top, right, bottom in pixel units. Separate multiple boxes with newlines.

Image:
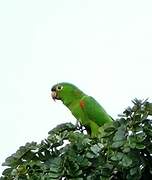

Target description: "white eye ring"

left=56, top=85, right=63, bottom=91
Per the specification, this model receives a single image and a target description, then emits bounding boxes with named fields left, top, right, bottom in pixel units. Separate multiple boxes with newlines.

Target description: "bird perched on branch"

left=51, top=82, right=112, bottom=137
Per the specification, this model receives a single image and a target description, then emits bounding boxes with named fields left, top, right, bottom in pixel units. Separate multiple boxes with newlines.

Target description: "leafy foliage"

left=1, top=99, right=152, bottom=180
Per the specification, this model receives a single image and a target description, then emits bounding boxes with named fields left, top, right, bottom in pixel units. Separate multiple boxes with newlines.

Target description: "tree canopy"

left=1, top=99, right=152, bottom=180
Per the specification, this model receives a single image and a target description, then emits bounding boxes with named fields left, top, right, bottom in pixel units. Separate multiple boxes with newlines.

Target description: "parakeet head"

left=51, top=82, right=84, bottom=105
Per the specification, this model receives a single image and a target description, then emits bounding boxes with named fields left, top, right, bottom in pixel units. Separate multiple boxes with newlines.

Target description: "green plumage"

left=51, top=82, right=112, bottom=137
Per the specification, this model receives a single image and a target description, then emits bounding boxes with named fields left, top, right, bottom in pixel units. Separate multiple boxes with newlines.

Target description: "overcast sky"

left=0, top=0, right=152, bottom=175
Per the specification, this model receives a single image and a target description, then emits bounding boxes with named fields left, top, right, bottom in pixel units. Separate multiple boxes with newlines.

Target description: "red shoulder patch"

left=80, top=100, right=85, bottom=109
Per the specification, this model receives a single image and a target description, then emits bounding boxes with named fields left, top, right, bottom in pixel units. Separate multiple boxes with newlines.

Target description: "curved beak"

left=51, top=91, right=57, bottom=101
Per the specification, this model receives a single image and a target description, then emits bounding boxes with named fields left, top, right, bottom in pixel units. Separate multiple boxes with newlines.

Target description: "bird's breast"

left=68, top=102, right=88, bottom=125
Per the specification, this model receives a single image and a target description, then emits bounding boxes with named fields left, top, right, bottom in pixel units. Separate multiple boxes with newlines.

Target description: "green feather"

left=51, top=82, right=113, bottom=137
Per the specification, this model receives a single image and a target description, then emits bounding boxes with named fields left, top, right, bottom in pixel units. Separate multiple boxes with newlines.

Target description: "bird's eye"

left=56, top=85, right=63, bottom=91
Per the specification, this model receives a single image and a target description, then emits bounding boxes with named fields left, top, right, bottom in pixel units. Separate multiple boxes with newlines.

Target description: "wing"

left=80, top=96, right=112, bottom=126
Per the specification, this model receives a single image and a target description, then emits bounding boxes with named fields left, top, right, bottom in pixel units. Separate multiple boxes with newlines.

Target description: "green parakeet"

left=51, top=82, right=112, bottom=137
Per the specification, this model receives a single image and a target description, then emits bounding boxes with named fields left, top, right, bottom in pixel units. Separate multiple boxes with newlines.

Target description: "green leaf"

left=123, top=147, right=130, bottom=153
left=86, top=152, right=96, bottom=159
left=77, top=157, right=91, bottom=167
left=49, top=157, right=62, bottom=173
left=69, top=178, right=84, bottom=180
left=111, top=140, right=124, bottom=148
left=103, top=124, right=116, bottom=133
left=121, top=155, right=132, bottom=167
left=136, top=144, right=145, bottom=149
left=1, top=99, right=152, bottom=180
left=130, top=167, right=138, bottom=175
left=48, top=123, right=76, bottom=135
left=145, top=102, right=152, bottom=115
left=2, top=168, right=13, bottom=176
left=136, top=132, right=146, bottom=142
left=90, top=144, right=102, bottom=155
left=111, top=152, right=123, bottom=161
left=113, top=125, right=126, bottom=141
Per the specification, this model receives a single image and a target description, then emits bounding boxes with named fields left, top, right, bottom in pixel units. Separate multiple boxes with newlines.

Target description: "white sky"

left=0, top=0, right=152, bottom=175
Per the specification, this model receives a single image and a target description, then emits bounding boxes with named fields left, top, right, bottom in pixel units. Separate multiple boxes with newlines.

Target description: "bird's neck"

left=63, top=99, right=79, bottom=110
left=62, top=92, right=84, bottom=108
